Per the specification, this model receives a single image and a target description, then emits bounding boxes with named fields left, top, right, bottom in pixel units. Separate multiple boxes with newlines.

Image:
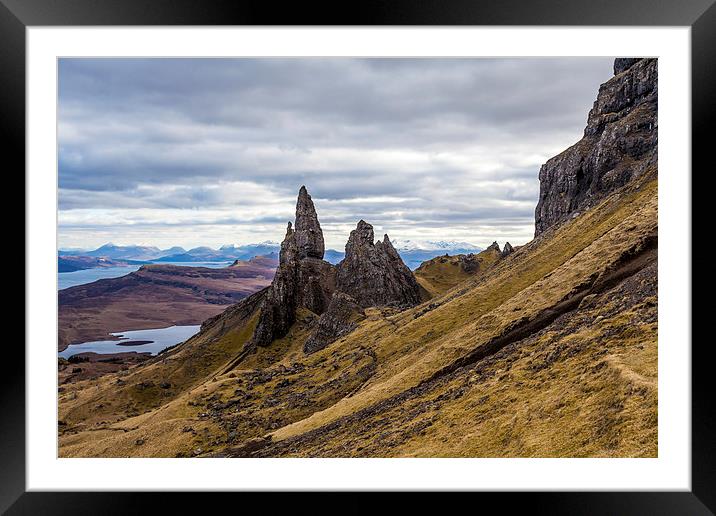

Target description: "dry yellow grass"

left=414, top=247, right=501, bottom=298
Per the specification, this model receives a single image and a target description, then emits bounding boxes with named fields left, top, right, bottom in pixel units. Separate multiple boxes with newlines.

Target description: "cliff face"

left=534, top=58, right=657, bottom=236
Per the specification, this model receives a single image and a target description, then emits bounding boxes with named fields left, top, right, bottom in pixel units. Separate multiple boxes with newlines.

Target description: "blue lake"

left=58, top=325, right=201, bottom=359
left=58, top=261, right=232, bottom=290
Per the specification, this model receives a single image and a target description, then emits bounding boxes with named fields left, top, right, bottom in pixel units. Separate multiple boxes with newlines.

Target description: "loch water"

left=58, top=325, right=201, bottom=359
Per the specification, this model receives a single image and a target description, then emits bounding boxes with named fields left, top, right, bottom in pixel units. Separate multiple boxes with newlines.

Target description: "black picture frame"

left=5, top=0, right=711, bottom=512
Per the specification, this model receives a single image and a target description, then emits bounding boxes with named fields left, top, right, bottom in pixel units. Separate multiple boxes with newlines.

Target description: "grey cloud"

left=58, top=57, right=614, bottom=248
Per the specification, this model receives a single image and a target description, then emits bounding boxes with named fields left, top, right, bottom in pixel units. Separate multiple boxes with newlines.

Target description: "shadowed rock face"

left=613, top=58, right=642, bottom=75
left=534, top=58, right=657, bottom=236
left=501, top=242, right=514, bottom=258
left=303, top=292, right=362, bottom=354
left=251, top=223, right=304, bottom=347
left=251, top=218, right=337, bottom=347
left=304, top=221, right=421, bottom=354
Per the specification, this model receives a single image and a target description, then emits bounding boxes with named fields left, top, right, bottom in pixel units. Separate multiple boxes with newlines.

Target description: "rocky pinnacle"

left=294, top=185, right=325, bottom=260
left=501, top=242, right=514, bottom=257
left=304, top=221, right=422, bottom=353
left=250, top=189, right=336, bottom=347
left=487, top=241, right=501, bottom=253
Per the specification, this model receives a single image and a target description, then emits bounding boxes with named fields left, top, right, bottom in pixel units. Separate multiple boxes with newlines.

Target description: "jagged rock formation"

left=613, top=58, right=641, bottom=75
left=501, top=242, right=514, bottom=258
left=459, top=253, right=479, bottom=273
left=251, top=194, right=337, bottom=348
left=534, top=58, right=657, bottom=236
left=304, top=220, right=422, bottom=353
left=335, top=221, right=422, bottom=309
left=250, top=188, right=420, bottom=354
left=250, top=223, right=302, bottom=347
left=486, top=241, right=501, bottom=253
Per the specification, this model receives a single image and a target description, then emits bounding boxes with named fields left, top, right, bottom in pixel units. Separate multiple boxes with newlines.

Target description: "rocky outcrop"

left=459, top=253, right=479, bottom=273
left=297, top=257, right=336, bottom=315
left=534, top=58, right=657, bottom=236
left=335, top=221, right=422, bottom=309
left=613, top=58, right=642, bottom=75
left=501, top=242, right=514, bottom=258
left=251, top=223, right=303, bottom=347
left=303, top=292, right=363, bottom=354
left=303, top=221, right=421, bottom=353
left=486, top=241, right=501, bottom=253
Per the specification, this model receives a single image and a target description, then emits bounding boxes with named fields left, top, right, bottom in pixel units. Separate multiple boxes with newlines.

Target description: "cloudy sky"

left=58, top=57, right=614, bottom=251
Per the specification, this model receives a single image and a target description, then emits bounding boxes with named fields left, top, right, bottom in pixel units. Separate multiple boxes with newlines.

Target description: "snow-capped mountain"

left=383, top=239, right=483, bottom=270
left=391, top=239, right=481, bottom=252
left=78, top=243, right=186, bottom=261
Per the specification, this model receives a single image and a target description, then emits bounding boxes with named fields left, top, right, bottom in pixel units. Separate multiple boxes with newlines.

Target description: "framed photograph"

left=6, top=0, right=710, bottom=511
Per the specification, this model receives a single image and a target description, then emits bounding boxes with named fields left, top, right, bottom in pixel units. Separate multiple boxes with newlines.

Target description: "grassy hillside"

left=414, top=247, right=502, bottom=298
left=58, top=171, right=657, bottom=458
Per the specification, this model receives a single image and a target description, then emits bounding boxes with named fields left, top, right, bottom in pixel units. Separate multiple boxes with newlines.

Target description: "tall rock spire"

left=250, top=187, right=335, bottom=348
left=294, top=185, right=325, bottom=259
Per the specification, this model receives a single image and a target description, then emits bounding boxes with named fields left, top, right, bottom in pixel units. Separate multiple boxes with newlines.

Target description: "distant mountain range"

left=389, top=239, right=483, bottom=269
left=152, top=241, right=281, bottom=263
left=58, top=255, right=150, bottom=273
left=59, top=239, right=483, bottom=271
left=391, top=239, right=481, bottom=252
left=59, top=243, right=184, bottom=261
